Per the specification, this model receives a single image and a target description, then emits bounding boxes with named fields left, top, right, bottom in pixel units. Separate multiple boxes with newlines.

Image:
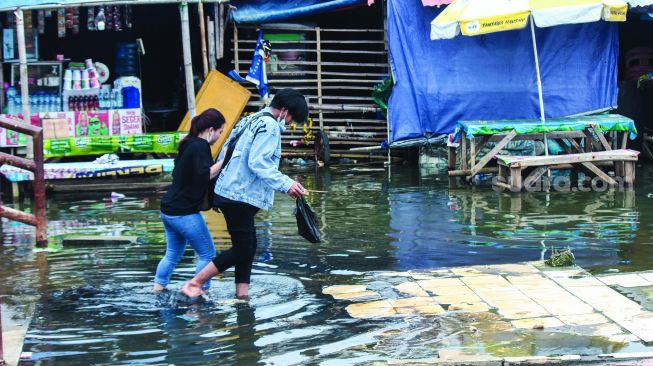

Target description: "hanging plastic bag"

left=294, top=196, right=321, bottom=243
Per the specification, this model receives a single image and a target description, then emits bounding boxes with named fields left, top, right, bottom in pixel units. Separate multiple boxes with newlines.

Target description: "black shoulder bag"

left=295, top=196, right=321, bottom=243
left=199, top=111, right=274, bottom=211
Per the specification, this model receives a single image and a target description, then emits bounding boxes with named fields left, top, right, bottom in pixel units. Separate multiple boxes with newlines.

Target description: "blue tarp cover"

left=387, top=0, right=620, bottom=144
left=230, top=0, right=367, bottom=24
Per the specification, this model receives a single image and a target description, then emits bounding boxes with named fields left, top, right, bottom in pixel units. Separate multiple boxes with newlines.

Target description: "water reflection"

left=2, top=165, right=653, bottom=364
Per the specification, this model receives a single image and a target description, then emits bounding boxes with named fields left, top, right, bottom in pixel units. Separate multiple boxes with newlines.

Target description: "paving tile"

left=394, top=282, right=430, bottom=297
left=605, top=334, right=640, bottom=343
left=346, top=300, right=396, bottom=318
left=493, top=301, right=550, bottom=319
left=636, top=272, right=653, bottom=283
left=485, top=263, right=540, bottom=274
left=553, top=277, right=605, bottom=287
left=587, top=323, right=627, bottom=337
left=417, top=277, right=465, bottom=288
left=450, top=267, right=486, bottom=277
left=389, top=296, right=437, bottom=308
left=389, top=297, right=446, bottom=315
left=461, top=275, right=511, bottom=286
left=603, top=311, right=653, bottom=342
left=557, top=313, right=610, bottom=326
left=378, top=272, right=413, bottom=278
left=511, top=316, right=564, bottom=329
left=434, top=293, right=483, bottom=304
left=329, top=290, right=381, bottom=300
left=598, top=274, right=653, bottom=288
left=323, top=285, right=368, bottom=295
left=419, top=285, right=475, bottom=296
left=410, top=274, right=438, bottom=281
left=534, top=300, right=595, bottom=316
left=447, top=302, right=490, bottom=312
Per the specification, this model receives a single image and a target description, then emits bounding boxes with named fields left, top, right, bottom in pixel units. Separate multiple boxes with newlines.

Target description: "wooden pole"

left=207, top=18, right=216, bottom=71
left=233, top=23, right=240, bottom=73
left=180, top=1, right=196, bottom=118
left=316, top=27, right=323, bottom=130
left=15, top=9, right=33, bottom=158
left=197, top=0, right=209, bottom=78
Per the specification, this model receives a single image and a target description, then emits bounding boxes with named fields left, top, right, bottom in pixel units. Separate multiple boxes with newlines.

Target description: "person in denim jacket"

left=182, top=88, right=308, bottom=299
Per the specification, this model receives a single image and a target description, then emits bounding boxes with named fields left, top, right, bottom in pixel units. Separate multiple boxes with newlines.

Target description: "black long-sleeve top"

left=160, top=137, right=212, bottom=215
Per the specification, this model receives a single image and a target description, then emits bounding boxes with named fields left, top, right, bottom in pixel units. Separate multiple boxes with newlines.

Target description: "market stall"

left=0, top=0, right=224, bottom=162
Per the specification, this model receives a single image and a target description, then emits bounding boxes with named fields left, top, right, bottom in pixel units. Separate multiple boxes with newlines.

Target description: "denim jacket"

left=213, top=108, right=294, bottom=210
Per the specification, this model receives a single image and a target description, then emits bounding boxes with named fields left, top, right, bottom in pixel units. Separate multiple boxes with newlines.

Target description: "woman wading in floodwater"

left=153, top=108, right=226, bottom=294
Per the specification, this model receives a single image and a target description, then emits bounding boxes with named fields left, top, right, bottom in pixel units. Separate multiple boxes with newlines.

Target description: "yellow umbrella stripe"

left=460, top=11, right=530, bottom=36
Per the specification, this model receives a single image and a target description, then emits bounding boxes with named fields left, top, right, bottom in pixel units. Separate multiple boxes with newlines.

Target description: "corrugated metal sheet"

left=0, top=0, right=225, bottom=12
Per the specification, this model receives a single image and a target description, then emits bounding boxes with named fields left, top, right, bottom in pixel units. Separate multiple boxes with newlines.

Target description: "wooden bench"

left=494, top=149, right=639, bottom=192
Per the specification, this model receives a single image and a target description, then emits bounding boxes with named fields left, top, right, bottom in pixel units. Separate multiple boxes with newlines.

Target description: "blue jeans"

left=155, top=212, right=216, bottom=290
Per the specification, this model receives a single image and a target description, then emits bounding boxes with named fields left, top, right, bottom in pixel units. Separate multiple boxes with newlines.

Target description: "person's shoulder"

left=186, top=138, right=209, bottom=152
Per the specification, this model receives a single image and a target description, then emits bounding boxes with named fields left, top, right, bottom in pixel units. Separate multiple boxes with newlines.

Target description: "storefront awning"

left=0, top=0, right=227, bottom=12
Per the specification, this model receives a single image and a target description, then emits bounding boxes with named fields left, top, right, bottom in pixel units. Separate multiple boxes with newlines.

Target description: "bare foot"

left=181, top=281, right=203, bottom=298
left=152, top=283, right=166, bottom=293
left=236, top=283, right=250, bottom=298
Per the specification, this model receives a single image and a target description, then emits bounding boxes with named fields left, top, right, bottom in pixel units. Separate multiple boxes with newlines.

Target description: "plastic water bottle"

left=6, top=86, right=17, bottom=102
left=113, top=90, right=123, bottom=109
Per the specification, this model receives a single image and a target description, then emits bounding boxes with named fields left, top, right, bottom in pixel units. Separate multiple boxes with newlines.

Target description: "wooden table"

left=448, top=114, right=638, bottom=186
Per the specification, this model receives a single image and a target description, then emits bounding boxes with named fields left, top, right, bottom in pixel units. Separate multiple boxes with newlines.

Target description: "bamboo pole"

left=207, top=18, right=216, bottom=70
left=180, top=1, right=196, bottom=118
left=316, top=27, right=324, bottom=130
left=197, top=0, right=209, bottom=78
left=233, top=23, right=240, bottom=73
left=15, top=9, right=33, bottom=158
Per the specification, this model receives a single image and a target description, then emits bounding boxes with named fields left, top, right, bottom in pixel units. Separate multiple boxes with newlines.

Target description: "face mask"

left=277, top=111, right=288, bottom=124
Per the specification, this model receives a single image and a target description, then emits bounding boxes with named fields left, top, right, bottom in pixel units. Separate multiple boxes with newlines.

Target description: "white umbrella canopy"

left=431, top=0, right=627, bottom=41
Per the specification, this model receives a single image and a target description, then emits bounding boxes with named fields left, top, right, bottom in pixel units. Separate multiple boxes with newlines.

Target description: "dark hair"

left=179, top=108, right=226, bottom=151
left=270, top=88, right=309, bottom=123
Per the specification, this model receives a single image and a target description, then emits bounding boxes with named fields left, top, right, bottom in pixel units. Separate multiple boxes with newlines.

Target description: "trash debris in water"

left=111, top=192, right=126, bottom=199
left=545, top=248, right=575, bottom=267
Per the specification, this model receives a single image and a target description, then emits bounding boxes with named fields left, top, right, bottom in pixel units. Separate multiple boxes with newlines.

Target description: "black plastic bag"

left=295, top=196, right=321, bottom=243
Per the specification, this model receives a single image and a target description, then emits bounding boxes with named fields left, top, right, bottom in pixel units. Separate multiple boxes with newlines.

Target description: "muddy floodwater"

left=3, top=164, right=653, bottom=365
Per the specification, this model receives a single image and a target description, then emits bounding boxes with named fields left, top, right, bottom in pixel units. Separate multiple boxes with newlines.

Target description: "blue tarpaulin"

left=230, top=0, right=367, bottom=24
left=387, top=0, right=620, bottom=144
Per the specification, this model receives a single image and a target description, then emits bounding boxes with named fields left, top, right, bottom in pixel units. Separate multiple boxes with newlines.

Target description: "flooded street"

left=3, top=164, right=653, bottom=365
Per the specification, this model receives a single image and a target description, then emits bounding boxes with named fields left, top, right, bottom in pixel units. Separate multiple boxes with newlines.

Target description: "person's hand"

left=287, top=181, right=307, bottom=198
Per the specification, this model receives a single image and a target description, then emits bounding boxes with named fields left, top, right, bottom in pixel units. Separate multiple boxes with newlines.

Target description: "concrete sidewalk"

left=324, top=262, right=653, bottom=364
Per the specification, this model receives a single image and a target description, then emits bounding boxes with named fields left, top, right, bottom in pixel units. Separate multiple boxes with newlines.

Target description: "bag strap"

left=220, top=110, right=276, bottom=173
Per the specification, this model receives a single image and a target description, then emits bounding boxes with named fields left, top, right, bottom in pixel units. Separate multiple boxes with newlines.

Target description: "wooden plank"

left=448, top=146, right=456, bottom=170
left=510, top=167, right=523, bottom=192
left=580, top=162, right=617, bottom=186
left=504, top=150, right=638, bottom=168
left=448, top=167, right=499, bottom=177
left=234, top=60, right=389, bottom=68
left=470, top=136, right=477, bottom=168
left=621, top=131, right=629, bottom=149
left=494, top=181, right=512, bottom=191
left=589, top=125, right=612, bottom=151
left=524, top=166, right=549, bottom=189
left=624, top=161, right=635, bottom=188
left=583, top=129, right=602, bottom=152
left=470, top=130, right=517, bottom=177
left=460, top=132, right=468, bottom=171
